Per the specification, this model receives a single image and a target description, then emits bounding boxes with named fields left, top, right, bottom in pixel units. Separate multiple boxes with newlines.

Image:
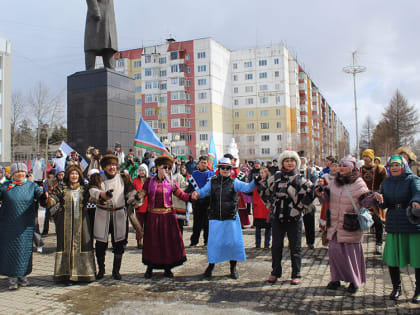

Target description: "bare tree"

left=381, top=90, right=419, bottom=148
left=11, top=91, right=27, bottom=160
left=359, top=116, right=375, bottom=155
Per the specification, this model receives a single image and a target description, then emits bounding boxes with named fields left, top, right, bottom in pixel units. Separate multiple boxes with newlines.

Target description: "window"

left=249, top=148, right=256, bottom=155
left=144, top=68, right=152, bottom=76
left=235, top=124, right=240, bottom=130
left=277, top=147, right=283, bottom=154
left=260, top=97, right=268, bottom=104
left=170, top=51, right=178, bottom=60
left=198, top=92, right=207, bottom=100
left=260, top=110, right=269, bottom=117
left=117, top=59, right=125, bottom=67
left=233, top=75, right=238, bottom=81
left=261, top=135, right=270, bottom=141
left=136, top=99, right=142, bottom=105
left=179, top=64, right=185, bottom=72
left=136, top=86, right=142, bottom=92
left=158, top=121, right=167, bottom=129
left=199, top=134, right=208, bottom=141
left=159, top=83, right=167, bottom=90
left=145, top=81, right=152, bottom=89
left=179, top=78, right=185, bottom=86
left=134, top=60, right=141, bottom=67
left=171, top=64, right=178, bottom=72
left=275, top=71, right=280, bottom=78
left=261, top=122, right=269, bottom=129
left=198, top=65, right=207, bottom=72
left=234, top=111, right=239, bottom=118
left=145, top=107, right=154, bottom=116
left=233, top=87, right=238, bottom=93
left=259, top=59, right=267, bottom=66
left=159, top=109, right=167, bottom=116
left=276, top=108, right=281, bottom=115
left=159, top=95, right=167, bottom=103
left=246, top=98, right=254, bottom=105
left=185, top=54, right=190, bottom=61
left=259, top=84, right=268, bottom=91
left=171, top=118, right=191, bottom=128
left=245, top=86, right=253, bottom=93
left=198, top=78, right=207, bottom=86
left=152, top=81, right=158, bottom=88
left=259, top=72, right=268, bottom=79
left=145, top=94, right=153, bottom=103
left=185, top=80, right=191, bottom=87
left=198, top=105, right=207, bottom=113
left=145, top=55, right=151, bottom=63
left=245, top=73, right=253, bottom=80
left=134, top=73, right=142, bottom=80
left=244, top=61, right=252, bottom=68
left=246, top=111, right=254, bottom=117
left=233, top=63, right=237, bottom=69
left=186, top=67, right=190, bottom=73
left=136, top=112, right=142, bottom=120
left=197, top=51, right=206, bottom=59
left=160, top=70, right=167, bottom=77
left=199, top=120, right=208, bottom=127
left=171, top=104, right=191, bottom=114
left=247, top=135, right=255, bottom=142
left=247, top=123, right=255, bottom=130
left=276, top=96, right=281, bottom=104
left=234, top=99, right=239, bottom=105
left=277, top=122, right=282, bottom=128
left=275, top=83, right=281, bottom=90
left=159, top=57, right=166, bottom=64
left=277, top=134, right=282, bottom=141
left=262, top=148, right=270, bottom=154
left=274, top=58, right=279, bottom=65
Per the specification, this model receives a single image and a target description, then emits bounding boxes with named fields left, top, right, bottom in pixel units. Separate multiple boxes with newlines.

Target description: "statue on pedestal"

left=84, top=0, right=118, bottom=70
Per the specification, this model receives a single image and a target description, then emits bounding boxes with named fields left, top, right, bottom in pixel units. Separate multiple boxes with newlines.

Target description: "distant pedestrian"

left=253, top=167, right=271, bottom=249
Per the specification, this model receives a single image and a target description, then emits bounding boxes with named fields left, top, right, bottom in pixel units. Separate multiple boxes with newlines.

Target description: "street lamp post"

left=343, top=51, right=366, bottom=160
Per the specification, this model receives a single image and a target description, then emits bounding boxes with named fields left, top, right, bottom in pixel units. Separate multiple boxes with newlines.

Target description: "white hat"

left=216, top=157, right=231, bottom=167
left=87, top=168, right=100, bottom=176
left=138, top=163, right=149, bottom=177
left=11, top=163, right=28, bottom=175
left=278, top=150, right=301, bottom=170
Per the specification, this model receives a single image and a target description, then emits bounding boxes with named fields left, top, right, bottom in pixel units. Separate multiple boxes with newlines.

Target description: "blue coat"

left=0, top=181, right=44, bottom=277
left=380, top=168, right=420, bottom=233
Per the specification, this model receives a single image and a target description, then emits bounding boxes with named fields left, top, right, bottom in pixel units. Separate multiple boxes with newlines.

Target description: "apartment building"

left=113, top=37, right=349, bottom=162
left=0, top=38, right=11, bottom=162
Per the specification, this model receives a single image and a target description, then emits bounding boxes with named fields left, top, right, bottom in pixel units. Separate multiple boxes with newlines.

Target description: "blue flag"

left=134, top=119, right=169, bottom=154
left=208, top=136, right=217, bottom=171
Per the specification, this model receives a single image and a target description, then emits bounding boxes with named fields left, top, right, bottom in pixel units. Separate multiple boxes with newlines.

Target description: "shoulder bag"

left=343, top=186, right=374, bottom=232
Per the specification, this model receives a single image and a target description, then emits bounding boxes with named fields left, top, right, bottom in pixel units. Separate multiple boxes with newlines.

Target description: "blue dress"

left=0, top=181, right=43, bottom=277
left=197, top=178, right=255, bottom=263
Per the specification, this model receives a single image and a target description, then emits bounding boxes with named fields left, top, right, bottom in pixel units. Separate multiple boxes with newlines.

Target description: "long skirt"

left=382, top=233, right=420, bottom=268
left=238, top=209, right=250, bottom=227
left=142, top=210, right=186, bottom=269
left=207, top=215, right=246, bottom=263
left=328, top=234, right=366, bottom=288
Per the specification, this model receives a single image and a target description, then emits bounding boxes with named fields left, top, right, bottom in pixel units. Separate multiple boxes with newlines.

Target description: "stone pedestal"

left=67, top=68, right=135, bottom=156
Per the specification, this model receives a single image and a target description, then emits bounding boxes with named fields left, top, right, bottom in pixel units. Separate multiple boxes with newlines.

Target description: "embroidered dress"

left=142, top=177, right=190, bottom=269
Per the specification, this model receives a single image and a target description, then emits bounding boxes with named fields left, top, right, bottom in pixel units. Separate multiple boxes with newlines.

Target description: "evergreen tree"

left=359, top=116, right=375, bottom=154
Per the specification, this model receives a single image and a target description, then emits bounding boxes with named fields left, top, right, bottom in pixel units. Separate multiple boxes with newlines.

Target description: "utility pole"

left=343, top=51, right=366, bottom=160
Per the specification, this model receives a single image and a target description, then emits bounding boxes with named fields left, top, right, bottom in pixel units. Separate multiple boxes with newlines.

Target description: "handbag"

left=343, top=186, right=374, bottom=232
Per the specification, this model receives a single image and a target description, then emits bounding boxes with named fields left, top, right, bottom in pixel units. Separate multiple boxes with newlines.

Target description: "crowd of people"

left=0, top=142, right=419, bottom=304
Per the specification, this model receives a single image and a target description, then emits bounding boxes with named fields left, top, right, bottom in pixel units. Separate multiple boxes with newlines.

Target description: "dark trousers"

left=177, top=219, right=185, bottom=235
left=256, top=227, right=272, bottom=248
left=271, top=217, right=302, bottom=278
left=95, top=220, right=126, bottom=257
left=42, top=207, right=51, bottom=234
left=190, top=199, right=210, bottom=245
left=303, top=207, right=315, bottom=246
left=372, top=212, right=383, bottom=245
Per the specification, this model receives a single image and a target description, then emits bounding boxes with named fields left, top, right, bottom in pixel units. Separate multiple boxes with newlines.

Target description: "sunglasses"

left=162, top=165, right=172, bottom=170
left=219, top=166, right=232, bottom=171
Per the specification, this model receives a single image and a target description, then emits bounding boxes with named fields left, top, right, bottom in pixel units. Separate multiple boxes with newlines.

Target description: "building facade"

left=112, top=38, right=349, bottom=162
left=0, top=38, right=11, bottom=162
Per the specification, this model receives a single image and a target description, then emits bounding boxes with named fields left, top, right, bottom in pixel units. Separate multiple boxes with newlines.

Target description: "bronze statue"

left=84, top=0, right=118, bottom=70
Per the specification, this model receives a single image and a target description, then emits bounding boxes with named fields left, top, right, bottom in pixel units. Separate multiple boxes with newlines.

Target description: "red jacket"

left=133, top=177, right=148, bottom=213
left=252, top=189, right=269, bottom=219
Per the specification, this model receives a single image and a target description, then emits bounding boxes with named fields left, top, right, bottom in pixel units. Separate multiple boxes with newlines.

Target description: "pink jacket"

left=327, top=177, right=369, bottom=243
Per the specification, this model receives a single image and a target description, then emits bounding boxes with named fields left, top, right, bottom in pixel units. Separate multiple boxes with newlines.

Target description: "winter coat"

left=380, top=168, right=420, bottom=233
left=327, top=177, right=371, bottom=243
left=84, top=0, right=118, bottom=52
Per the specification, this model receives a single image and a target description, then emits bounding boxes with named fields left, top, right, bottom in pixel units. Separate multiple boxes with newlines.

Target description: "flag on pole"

left=208, top=136, right=217, bottom=171
left=134, top=118, right=169, bottom=154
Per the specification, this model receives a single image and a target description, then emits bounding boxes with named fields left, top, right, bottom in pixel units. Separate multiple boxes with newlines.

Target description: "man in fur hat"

left=89, top=154, right=139, bottom=280
left=360, top=149, right=387, bottom=254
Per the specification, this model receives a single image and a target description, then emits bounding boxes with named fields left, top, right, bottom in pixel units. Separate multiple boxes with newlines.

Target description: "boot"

left=96, top=255, right=105, bottom=280
left=144, top=266, right=153, bottom=279
left=230, top=260, right=239, bottom=279
left=389, top=267, right=401, bottom=300
left=413, top=268, right=420, bottom=304
left=164, top=268, right=174, bottom=278
left=112, top=254, right=122, bottom=280
left=204, top=263, right=214, bottom=278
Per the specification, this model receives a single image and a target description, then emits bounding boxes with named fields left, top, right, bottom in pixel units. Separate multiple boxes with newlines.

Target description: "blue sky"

left=1, top=0, right=419, bottom=150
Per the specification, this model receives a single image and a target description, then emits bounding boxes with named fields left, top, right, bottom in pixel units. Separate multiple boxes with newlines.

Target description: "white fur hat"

left=278, top=150, right=301, bottom=170
left=138, top=163, right=149, bottom=177
left=11, top=163, right=28, bottom=175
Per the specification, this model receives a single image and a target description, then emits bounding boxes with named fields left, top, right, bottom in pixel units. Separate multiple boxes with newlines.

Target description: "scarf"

left=334, top=169, right=359, bottom=186
left=6, top=179, right=27, bottom=192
